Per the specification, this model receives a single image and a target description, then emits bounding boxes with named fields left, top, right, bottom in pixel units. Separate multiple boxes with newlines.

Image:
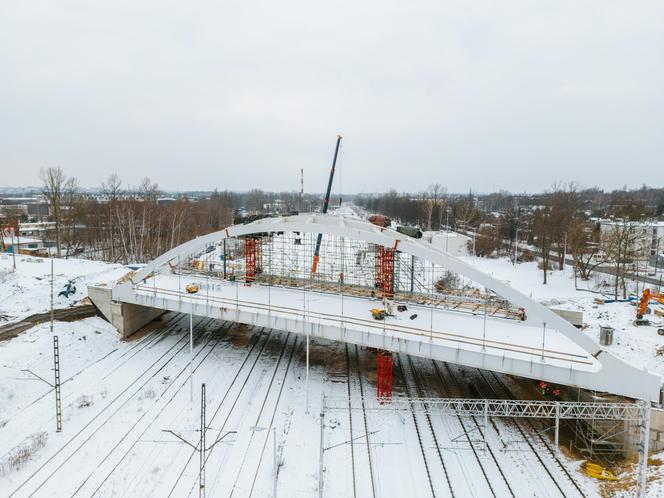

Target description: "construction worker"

left=517, top=307, right=527, bottom=321
left=538, top=381, right=548, bottom=396
left=385, top=300, right=394, bottom=317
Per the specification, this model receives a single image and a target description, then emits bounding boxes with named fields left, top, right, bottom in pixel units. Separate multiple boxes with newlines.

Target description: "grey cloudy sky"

left=1, top=1, right=663, bottom=194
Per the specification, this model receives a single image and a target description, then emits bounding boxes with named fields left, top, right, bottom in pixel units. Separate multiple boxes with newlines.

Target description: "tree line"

left=36, top=167, right=312, bottom=264
left=356, top=183, right=664, bottom=297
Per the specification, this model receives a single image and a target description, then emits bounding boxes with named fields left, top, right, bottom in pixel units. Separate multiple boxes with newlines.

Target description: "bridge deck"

left=132, top=274, right=598, bottom=373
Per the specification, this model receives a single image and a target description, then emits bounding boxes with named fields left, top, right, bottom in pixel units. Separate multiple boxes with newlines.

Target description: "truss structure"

left=323, top=396, right=646, bottom=420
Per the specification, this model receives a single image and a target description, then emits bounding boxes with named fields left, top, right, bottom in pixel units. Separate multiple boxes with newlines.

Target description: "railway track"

left=93, top=322, right=269, bottom=497
left=9, top=315, right=217, bottom=497
left=3, top=313, right=185, bottom=434
left=480, top=370, right=587, bottom=498
left=71, top=320, right=232, bottom=496
left=446, top=362, right=567, bottom=497
left=245, top=335, right=299, bottom=497
left=167, top=327, right=274, bottom=497
left=432, top=361, right=513, bottom=498
left=344, top=343, right=358, bottom=498
left=397, top=354, right=454, bottom=498
left=353, top=345, right=377, bottom=498
left=223, top=331, right=295, bottom=497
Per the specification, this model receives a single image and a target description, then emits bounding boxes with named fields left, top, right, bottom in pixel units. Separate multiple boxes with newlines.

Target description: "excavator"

left=636, top=288, right=664, bottom=335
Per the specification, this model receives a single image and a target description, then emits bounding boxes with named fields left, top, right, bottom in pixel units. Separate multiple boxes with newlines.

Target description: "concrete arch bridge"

left=100, top=214, right=661, bottom=402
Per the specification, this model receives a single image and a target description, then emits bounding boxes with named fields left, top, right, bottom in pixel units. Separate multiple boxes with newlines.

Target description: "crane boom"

left=311, top=134, right=342, bottom=273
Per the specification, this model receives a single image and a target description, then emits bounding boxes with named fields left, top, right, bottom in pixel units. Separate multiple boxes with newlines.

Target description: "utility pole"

left=445, top=207, right=450, bottom=252
left=53, top=336, right=62, bottom=432
left=513, top=228, right=519, bottom=266
left=50, top=259, right=55, bottom=333
left=273, top=426, right=278, bottom=498
left=190, top=306, right=194, bottom=403
left=163, top=393, right=235, bottom=498
left=562, top=231, right=567, bottom=273
left=200, top=383, right=206, bottom=498
left=300, top=168, right=304, bottom=213
left=11, top=227, right=16, bottom=271
left=318, top=395, right=325, bottom=498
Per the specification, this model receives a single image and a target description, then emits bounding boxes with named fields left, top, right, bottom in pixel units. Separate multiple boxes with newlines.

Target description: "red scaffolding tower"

left=375, top=246, right=395, bottom=299
left=377, top=351, right=393, bottom=401
left=245, top=237, right=258, bottom=283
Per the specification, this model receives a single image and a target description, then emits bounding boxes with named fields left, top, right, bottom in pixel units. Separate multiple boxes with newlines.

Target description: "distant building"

left=422, top=230, right=470, bottom=256
left=2, top=235, right=45, bottom=255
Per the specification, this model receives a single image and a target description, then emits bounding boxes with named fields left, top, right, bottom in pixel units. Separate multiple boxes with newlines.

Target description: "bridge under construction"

left=95, top=213, right=661, bottom=404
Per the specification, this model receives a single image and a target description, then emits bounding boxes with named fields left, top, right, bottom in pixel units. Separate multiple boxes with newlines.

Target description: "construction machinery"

left=368, top=214, right=391, bottom=228
left=635, top=288, right=664, bottom=334
left=584, top=462, right=619, bottom=481
left=185, top=283, right=200, bottom=294
left=637, top=288, right=664, bottom=319
left=311, top=135, right=342, bottom=273
left=370, top=308, right=387, bottom=320
left=396, top=225, right=422, bottom=239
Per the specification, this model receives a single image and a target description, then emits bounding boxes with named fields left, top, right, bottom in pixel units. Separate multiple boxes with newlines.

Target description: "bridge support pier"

left=89, top=285, right=164, bottom=338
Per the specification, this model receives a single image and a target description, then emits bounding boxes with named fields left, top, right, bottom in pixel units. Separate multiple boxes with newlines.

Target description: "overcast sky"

left=1, top=1, right=663, bottom=194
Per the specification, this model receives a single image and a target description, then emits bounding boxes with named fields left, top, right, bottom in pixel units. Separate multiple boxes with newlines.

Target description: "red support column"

left=375, top=246, right=395, bottom=299
left=377, top=351, right=393, bottom=402
left=381, top=247, right=394, bottom=299
left=245, top=238, right=257, bottom=283
left=375, top=246, right=383, bottom=290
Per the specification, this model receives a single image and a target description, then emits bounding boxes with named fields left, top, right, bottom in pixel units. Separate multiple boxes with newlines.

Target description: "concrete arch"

left=117, top=213, right=662, bottom=401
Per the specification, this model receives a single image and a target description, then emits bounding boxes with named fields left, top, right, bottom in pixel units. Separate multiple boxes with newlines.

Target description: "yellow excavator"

left=636, top=288, right=664, bottom=335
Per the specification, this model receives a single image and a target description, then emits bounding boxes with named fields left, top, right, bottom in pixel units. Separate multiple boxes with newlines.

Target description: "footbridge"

left=105, top=213, right=662, bottom=402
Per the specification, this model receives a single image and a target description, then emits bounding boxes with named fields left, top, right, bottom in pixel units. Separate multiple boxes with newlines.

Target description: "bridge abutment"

left=89, top=285, right=164, bottom=338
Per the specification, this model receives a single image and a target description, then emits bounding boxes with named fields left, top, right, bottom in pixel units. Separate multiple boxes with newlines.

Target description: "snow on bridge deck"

left=118, top=274, right=602, bottom=388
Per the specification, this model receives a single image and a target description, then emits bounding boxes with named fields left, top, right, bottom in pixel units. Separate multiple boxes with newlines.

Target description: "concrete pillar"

left=88, top=285, right=164, bottom=338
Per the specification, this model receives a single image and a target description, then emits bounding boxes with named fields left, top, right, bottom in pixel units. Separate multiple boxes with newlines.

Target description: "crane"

left=311, top=134, right=342, bottom=273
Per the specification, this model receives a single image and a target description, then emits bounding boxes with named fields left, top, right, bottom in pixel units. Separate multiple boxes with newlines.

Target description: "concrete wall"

left=422, top=231, right=470, bottom=256
left=550, top=308, right=584, bottom=328
left=88, top=285, right=164, bottom=338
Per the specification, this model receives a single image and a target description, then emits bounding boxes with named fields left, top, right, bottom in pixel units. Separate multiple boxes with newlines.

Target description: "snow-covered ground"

left=0, top=254, right=129, bottom=324
left=461, top=255, right=664, bottom=380
left=0, top=312, right=603, bottom=497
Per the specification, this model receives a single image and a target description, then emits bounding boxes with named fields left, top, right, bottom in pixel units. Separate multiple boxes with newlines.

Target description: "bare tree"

left=40, top=167, right=77, bottom=257
left=101, top=173, right=123, bottom=261
left=568, top=220, right=607, bottom=281
left=601, top=220, right=640, bottom=299
left=421, top=183, right=446, bottom=231
left=532, top=207, right=554, bottom=284
left=549, top=182, right=580, bottom=269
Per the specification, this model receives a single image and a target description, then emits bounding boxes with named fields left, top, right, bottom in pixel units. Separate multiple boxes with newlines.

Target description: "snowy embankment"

left=0, top=254, right=129, bottom=325
left=461, top=255, right=664, bottom=379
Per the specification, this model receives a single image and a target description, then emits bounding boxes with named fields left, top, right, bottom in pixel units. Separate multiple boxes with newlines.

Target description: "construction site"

left=0, top=137, right=662, bottom=498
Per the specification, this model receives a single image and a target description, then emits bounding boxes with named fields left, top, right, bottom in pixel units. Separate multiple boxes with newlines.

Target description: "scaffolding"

left=375, top=246, right=395, bottom=299
left=182, top=232, right=522, bottom=321
left=244, top=237, right=260, bottom=283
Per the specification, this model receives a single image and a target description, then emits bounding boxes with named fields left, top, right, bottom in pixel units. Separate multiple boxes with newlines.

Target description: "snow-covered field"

left=1, top=250, right=663, bottom=496
left=0, top=253, right=129, bottom=324
left=461, top=256, right=664, bottom=380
